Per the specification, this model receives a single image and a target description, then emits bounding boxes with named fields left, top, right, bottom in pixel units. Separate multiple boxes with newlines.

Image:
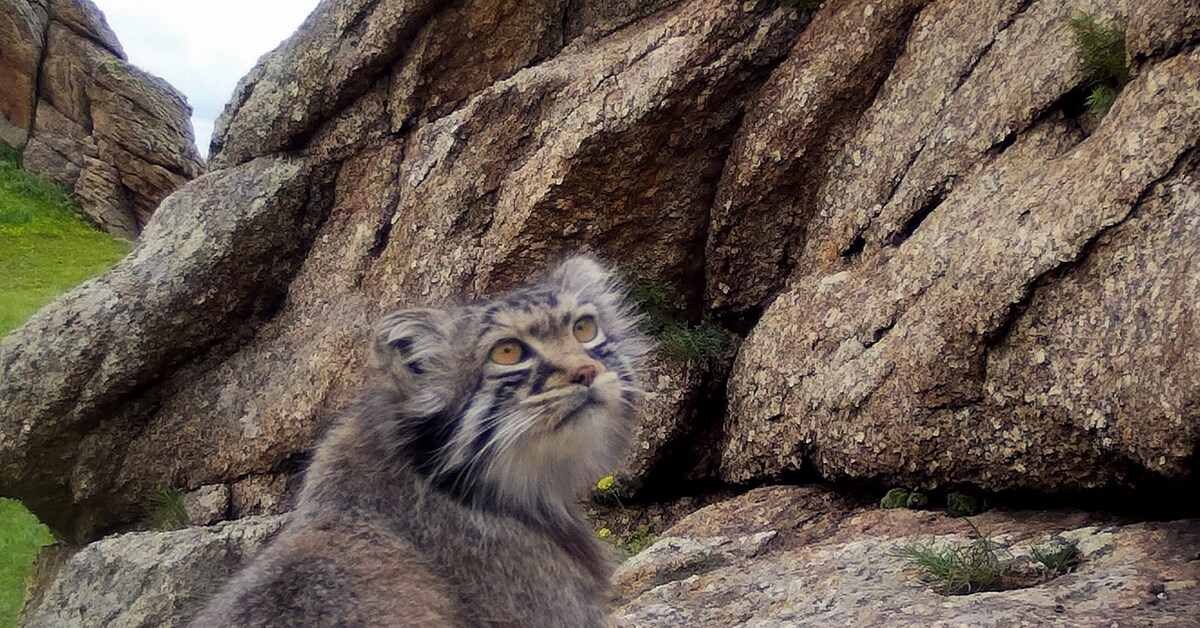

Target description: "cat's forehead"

left=474, top=286, right=591, bottom=338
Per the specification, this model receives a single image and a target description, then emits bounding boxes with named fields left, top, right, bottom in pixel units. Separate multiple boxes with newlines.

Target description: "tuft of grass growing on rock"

left=0, top=499, right=55, bottom=627
left=1070, top=12, right=1129, bottom=117
left=1031, top=540, right=1081, bottom=574
left=899, top=521, right=1004, bottom=595
left=623, top=276, right=729, bottom=362
left=142, top=487, right=190, bottom=530
left=881, top=487, right=928, bottom=509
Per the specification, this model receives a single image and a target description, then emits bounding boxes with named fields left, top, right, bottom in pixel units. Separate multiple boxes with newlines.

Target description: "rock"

left=0, top=0, right=801, bottom=540
left=20, top=516, right=284, bottom=628
left=0, top=155, right=335, bottom=539
left=180, top=484, right=229, bottom=527
left=1, top=0, right=202, bottom=238
left=2, top=0, right=1198, bottom=545
left=230, top=474, right=292, bottom=518
left=720, top=1, right=1200, bottom=490
left=615, top=486, right=1200, bottom=626
left=0, top=0, right=49, bottom=146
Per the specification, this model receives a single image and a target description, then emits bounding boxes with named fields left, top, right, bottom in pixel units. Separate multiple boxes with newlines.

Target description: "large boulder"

left=22, top=488, right=1199, bottom=626
left=0, top=0, right=203, bottom=238
left=20, top=516, right=284, bottom=628
left=719, top=0, right=1200, bottom=491
left=0, top=0, right=803, bottom=540
left=0, top=0, right=1197, bottom=547
left=616, top=486, right=1200, bottom=626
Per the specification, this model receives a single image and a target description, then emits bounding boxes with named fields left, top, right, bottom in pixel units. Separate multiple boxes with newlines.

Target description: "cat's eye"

left=489, top=339, right=526, bottom=365
left=572, top=316, right=598, bottom=343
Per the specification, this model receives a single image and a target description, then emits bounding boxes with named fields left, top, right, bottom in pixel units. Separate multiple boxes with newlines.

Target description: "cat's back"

left=189, top=513, right=465, bottom=627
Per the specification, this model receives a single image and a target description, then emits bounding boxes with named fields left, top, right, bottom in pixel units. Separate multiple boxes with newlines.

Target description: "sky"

left=91, top=0, right=323, bottom=158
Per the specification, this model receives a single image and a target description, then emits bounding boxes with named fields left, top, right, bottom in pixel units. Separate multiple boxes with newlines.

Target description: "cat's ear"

left=548, top=254, right=615, bottom=297
left=372, top=308, right=457, bottom=416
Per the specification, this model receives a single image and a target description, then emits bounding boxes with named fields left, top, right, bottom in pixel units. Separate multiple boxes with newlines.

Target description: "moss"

left=1031, top=540, right=1081, bottom=574
left=945, top=491, right=987, bottom=517
left=1070, top=12, right=1129, bottom=117
left=881, top=487, right=927, bottom=510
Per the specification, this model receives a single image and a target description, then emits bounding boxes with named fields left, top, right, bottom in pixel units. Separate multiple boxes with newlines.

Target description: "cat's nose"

left=572, top=365, right=597, bottom=386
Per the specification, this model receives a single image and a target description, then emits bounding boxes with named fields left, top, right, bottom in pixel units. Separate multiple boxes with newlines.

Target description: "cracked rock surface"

left=0, top=0, right=1197, bottom=551
left=615, top=486, right=1200, bottom=626
left=0, top=0, right=203, bottom=238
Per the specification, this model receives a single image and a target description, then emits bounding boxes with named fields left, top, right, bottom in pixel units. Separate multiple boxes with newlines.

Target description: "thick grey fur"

left=189, top=256, right=647, bottom=627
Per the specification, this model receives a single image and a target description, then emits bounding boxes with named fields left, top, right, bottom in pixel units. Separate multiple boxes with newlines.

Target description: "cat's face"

left=372, top=256, right=647, bottom=512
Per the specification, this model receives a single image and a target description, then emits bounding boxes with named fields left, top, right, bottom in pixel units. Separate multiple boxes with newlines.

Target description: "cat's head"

left=370, top=255, right=648, bottom=517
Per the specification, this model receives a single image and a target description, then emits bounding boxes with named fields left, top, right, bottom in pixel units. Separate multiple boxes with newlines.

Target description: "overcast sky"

left=92, top=0, right=322, bottom=158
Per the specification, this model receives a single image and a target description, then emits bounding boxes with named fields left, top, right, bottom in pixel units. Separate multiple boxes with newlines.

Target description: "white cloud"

left=91, top=0, right=322, bottom=158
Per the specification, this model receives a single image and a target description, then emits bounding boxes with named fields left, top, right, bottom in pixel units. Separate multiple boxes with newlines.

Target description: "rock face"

left=616, top=486, right=1200, bottom=626
left=22, top=488, right=1199, bottom=626
left=20, top=516, right=284, bottom=628
left=0, top=0, right=203, bottom=239
left=719, top=0, right=1200, bottom=492
left=0, top=0, right=1198, bottom=548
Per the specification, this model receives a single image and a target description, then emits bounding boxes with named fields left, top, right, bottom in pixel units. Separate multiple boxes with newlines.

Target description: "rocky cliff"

left=3, top=0, right=1200, bottom=623
left=0, top=0, right=203, bottom=239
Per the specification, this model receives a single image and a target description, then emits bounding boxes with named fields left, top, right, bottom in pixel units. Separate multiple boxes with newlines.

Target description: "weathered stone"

left=0, top=0, right=49, bottom=142
left=47, top=0, right=123, bottom=59
left=180, top=484, right=229, bottom=527
left=0, top=0, right=801, bottom=540
left=20, top=516, right=284, bottom=628
left=720, top=2, right=1200, bottom=491
left=615, top=355, right=707, bottom=491
left=1, top=0, right=203, bottom=238
left=0, top=155, right=335, bottom=539
left=229, top=474, right=291, bottom=518
left=616, top=486, right=1200, bottom=626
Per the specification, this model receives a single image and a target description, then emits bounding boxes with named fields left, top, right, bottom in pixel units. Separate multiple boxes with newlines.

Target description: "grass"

left=899, top=521, right=1004, bottom=595
left=1070, top=12, right=1129, bottom=117
left=624, top=276, right=729, bottom=362
left=0, top=141, right=130, bottom=336
left=0, top=140, right=128, bottom=625
left=141, top=487, right=189, bottom=530
left=0, top=499, right=54, bottom=627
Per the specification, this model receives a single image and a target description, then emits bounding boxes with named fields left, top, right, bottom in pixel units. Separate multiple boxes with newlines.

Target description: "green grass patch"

left=899, top=521, right=1004, bottom=595
left=0, top=142, right=130, bottom=336
left=624, top=277, right=729, bottom=362
left=0, top=499, right=54, bottom=627
left=141, top=487, right=190, bottom=530
left=1070, top=12, right=1129, bottom=117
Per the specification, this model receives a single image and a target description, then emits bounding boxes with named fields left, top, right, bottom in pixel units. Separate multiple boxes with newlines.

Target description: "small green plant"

left=899, top=520, right=1004, bottom=595
left=945, top=491, right=987, bottom=517
left=881, top=487, right=928, bottom=509
left=600, top=525, right=656, bottom=559
left=1070, top=12, right=1129, bottom=117
left=1031, top=540, right=1081, bottom=574
left=623, top=276, right=729, bottom=362
left=141, top=487, right=189, bottom=530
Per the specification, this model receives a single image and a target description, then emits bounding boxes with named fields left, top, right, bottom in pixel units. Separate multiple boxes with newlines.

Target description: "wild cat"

left=190, top=255, right=648, bottom=627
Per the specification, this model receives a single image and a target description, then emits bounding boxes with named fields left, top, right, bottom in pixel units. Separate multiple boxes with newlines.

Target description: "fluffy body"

left=190, top=256, right=647, bottom=627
